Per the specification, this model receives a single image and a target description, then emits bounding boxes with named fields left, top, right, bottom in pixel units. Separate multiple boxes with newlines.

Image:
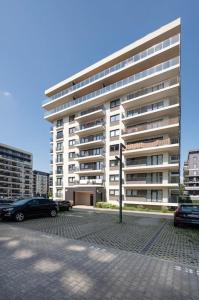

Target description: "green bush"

left=95, top=202, right=119, bottom=209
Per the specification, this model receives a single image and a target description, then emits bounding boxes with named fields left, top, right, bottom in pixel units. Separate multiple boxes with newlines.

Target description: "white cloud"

left=0, top=90, right=12, bottom=98
left=3, top=91, right=12, bottom=97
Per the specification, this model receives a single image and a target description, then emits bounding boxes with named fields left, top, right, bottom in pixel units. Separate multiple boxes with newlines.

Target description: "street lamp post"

left=115, top=143, right=126, bottom=223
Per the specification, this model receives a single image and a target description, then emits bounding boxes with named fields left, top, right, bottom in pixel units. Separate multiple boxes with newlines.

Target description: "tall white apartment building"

left=42, top=19, right=181, bottom=207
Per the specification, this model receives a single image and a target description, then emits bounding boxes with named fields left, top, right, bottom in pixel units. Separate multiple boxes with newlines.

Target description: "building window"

left=69, top=164, right=75, bottom=172
left=110, top=159, right=119, bottom=167
left=56, top=166, right=63, bottom=174
left=68, top=177, right=74, bottom=183
left=109, top=190, right=119, bottom=196
left=69, top=114, right=75, bottom=123
left=110, top=98, right=120, bottom=108
left=69, top=152, right=75, bottom=158
left=56, top=142, right=63, bottom=151
left=69, top=139, right=76, bottom=146
left=56, top=131, right=63, bottom=139
left=56, top=177, right=63, bottom=186
left=110, top=114, right=120, bottom=123
left=110, top=144, right=119, bottom=152
left=110, top=174, right=119, bottom=182
left=110, top=129, right=120, bottom=137
left=126, top=190, right=147, bottom=197
left=56, top=119, right=63, bottom=128
left=56, top=154, right=63, bottom=163
left=69, top=127, right=76, bottom=134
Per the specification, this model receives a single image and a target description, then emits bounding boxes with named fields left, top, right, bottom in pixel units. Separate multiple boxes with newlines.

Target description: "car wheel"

left=50, top=209, right=57, bottom=217
left=174, top=221, right=178, bottom=227
left=14, top=212, right=25, bottom=222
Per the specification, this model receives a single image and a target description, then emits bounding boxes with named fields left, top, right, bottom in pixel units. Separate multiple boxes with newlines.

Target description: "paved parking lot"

left=5, top=209, right=199, bottom=267
left=0, top=221, right=199, bottom=300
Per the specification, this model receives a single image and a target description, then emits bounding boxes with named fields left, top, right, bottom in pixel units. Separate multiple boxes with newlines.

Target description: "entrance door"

left=90, top=194, right=94, bottom=206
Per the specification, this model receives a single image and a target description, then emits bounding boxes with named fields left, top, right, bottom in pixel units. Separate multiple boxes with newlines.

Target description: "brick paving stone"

left=0, top=221, right=199, bottom=300
left=8, top=210, right=199, bottom=267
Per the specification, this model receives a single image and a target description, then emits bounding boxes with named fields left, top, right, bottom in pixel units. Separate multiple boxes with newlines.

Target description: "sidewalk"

left=73, top=205, right=173, bottom=219
left=0, top=223, right=198, bottom=300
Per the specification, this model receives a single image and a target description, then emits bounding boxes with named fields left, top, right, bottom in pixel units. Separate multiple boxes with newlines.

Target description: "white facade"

left=43, top=19, right=181, bottom=207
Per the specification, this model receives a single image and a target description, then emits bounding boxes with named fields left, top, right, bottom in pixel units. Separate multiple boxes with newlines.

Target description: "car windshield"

left=12, top=199, right=32, bottom=206
left=181, top=205, right=199, bottom=213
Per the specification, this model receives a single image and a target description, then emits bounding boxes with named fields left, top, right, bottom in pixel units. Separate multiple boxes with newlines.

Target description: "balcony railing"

left=125, top=137, right=179, bottom=151
left=77, top=151, right=104, bottom=158
left=44, top=57, right=180, bottom=117
left=76, top=179, right=104, bottom=185
left=124, top=96, right=178, bottom=119
left=75, top=166, right=104, bottom=171
left=122, top=77, right=178, bottom=103
left=126, top=179, right=163, bottom=184
left=79, top=105, right=104, bottom=116
left=77, top=136, right=105, bottom=145
left=123, top=117, right=179, bottom=135
left=43, top=34, right=179, bottom=105
left=77, top=120, right=104, bottom=131
left=56, top=146, right=63, bottom=151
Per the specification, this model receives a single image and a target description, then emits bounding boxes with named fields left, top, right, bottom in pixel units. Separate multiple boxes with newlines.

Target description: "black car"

left=0, top=198, right=58, bottom=222
left=174, top=204, right=199, bottom=227
left=56, top=200, right=72, bottom=211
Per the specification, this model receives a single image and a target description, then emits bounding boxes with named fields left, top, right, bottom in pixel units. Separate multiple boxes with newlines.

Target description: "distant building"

left=0, top=143, right=33, bottom=199
left=33, top=170, right=49, bottom=198
left=184, top=150, right=199, bottom=201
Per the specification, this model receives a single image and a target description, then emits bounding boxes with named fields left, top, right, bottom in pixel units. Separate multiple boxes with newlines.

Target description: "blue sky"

left=0, top=0, right=198, bottom=172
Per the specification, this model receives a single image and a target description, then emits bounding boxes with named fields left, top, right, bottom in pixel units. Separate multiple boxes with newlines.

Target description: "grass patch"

left=95, top=202, right=174, bottom=213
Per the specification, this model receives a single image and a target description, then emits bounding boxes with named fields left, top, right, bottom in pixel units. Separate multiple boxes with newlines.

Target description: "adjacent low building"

left=42, top=18, right=181, bottom=207
left=0, top=143, right=33, bottom=199
left=33, top=170, right=49, bottom=198
left=184, top=150, right=199, bottom=201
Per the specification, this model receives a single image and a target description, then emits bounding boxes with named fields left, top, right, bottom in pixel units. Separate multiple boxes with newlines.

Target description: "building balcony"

left=43, top=34, right=179, bottom=109
left=74, top=166, right=104, bottom=175
left=123, top=163, right=179, bottom=173
left=122, top=77, right=179, bottom=109
left=122, top=117, right=179, bottom=141
left=56, top=159, right=63, bottom=164
left=124, top=137, right=179, bottom=156
left=124, top=182, right=179, bottom=188
left=75, top=121, right=105, bottom=136
left=75, top=153, right=104, bottom=162
left=44, top=57, right=179, bottom=121
left=185, top=186, right=199, bottom=191
left=75, top=136, right=105, bottom=148
left=122, top=97, right=179, bottom=125
left=56, top=182, right=63, bottom=187
left=75, top=105, right=105, bottom=123
left=75, top=179, right=104, bottom=186
left=56, top=146, right=63, bottom=152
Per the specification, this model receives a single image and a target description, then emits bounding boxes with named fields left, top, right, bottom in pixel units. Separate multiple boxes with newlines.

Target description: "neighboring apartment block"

left=0, top=143, right=33, bottom=199
left=184, top=150, right=199, bottom=201
left=33, top=170, right=49, bottom=198
left=42, top=19, right=181, bottom=207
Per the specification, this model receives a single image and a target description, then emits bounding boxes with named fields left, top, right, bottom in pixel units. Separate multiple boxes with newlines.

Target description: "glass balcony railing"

left=121, top=77, right=178, bottom=103
left=43, top=34, right=179, bottom=105
left=77, top=135, right=105, bottom=145
left=79, top=105, right=104, bottom=116
left=77, top=149, right=104, bottom=158
left=77, top=120, right=105, bottom=131
left=123, top=96, right=178, bottom=119
left=76, top=179, right=104, bottom=185
left=44, top=57, right=180, bottom=117
left=123, top=117, right=179, bottom=135
left=125, top=137, right=179, bottom=151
